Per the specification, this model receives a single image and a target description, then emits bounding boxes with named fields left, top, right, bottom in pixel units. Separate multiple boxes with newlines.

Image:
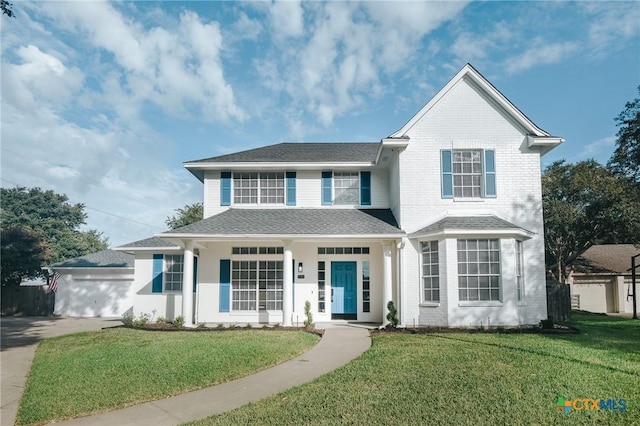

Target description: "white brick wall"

left=397, top=77, right=547, bottom=326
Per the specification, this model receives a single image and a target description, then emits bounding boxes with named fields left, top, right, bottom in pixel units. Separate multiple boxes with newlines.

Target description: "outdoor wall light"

left=298, top=262, right=303, bottom=273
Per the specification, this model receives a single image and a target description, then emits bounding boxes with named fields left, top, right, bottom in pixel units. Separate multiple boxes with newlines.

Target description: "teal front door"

left=331, top=262, right=357, bottom=320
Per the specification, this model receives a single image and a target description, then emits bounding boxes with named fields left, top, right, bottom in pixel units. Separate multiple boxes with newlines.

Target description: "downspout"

left=396, top=238, right=405, bottom=327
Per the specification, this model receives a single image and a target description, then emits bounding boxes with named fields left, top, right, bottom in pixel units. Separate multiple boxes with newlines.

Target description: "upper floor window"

left=334, top=172, right=360, bottom=204
left=321, top=171, right=371, bottom=206
left=441, top=149, right=496, bottom=199
left=233, top=172, right=284, bottom=205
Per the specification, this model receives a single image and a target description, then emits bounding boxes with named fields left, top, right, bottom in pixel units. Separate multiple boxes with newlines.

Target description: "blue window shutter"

left=441, top=150, right=453, bottom=199
left=360, top=171, right=371, bottom=206
left=219, top=259, right=230, bottom=313
left=220, top=172, right=231, bottom=206
left=484, top=150, right=496, bottom=198
left=322, top=171, right=333, bottom=205
left=286, top=172, right=296, bottom=206
left=193, top=257, right=198, bottom=293
left=152, top=254, right=163, bottom=293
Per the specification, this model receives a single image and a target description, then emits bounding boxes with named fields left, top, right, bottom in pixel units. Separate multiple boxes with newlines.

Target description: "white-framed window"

left=516, top=240, right=524, bottom=302
left=233, top=172, right=284, bottom=204
left=334, top=172, right=360, bottom=205
left=231, top=260, right=283, bottom=311
left=164, top=254, right=183, bottom=291
left=453, top=150, right=482, bottom=198
left=421, top=241, right=439, bottom=302
left=362, top=261, right=371, bottom=312
left=458, top=239, right=501, bottom=301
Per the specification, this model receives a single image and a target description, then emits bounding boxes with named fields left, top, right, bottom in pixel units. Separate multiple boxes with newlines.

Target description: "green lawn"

left=189, top=313, right=639, bottom=426
left=17, top=328, right=319, bottom=426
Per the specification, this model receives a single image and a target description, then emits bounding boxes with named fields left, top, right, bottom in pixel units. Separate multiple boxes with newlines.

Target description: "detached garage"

left=51, top=250, right=134, bottom=317
left=569, top=244, right=639, bottom=314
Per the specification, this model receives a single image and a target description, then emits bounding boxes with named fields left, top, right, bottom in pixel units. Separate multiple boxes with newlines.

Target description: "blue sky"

left=1, top=1, right=638, bottom=248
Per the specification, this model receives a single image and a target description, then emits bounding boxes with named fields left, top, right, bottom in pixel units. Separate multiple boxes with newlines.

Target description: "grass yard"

left=189, top=313, right=639, bottom=426
left=17, top=328, right=319, bottom=426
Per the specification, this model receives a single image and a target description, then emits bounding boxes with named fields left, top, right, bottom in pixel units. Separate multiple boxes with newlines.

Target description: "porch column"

left=282, top=241, right=293, bottom=326
left=382, top=243, right=393, bottom=326
left=182, top=241, right=194, bottom=327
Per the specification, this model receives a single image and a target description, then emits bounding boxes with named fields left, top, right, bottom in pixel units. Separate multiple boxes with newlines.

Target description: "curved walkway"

left=52, top=323, right=372, bottom=426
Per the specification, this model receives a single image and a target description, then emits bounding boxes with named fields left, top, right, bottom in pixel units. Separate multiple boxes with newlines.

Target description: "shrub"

left=539, top=319, right=554, bottom=329
left=121, top=313, right=134, bottom=327
left=197, top=322, right=207, bottom=329
left=386, top=301, right=399, bottom=329
left=173, top=316, right=185, bottom=328
left=133, top=313, right=150, bottom=327
left=304, top=300, right=314, bottom=329
left=156, top=316, right=169, bottom=324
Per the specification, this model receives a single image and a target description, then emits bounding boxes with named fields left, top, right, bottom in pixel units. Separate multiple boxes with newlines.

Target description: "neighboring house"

left=568, top=244, right=640, bottom=314
left=50, top=249, right=135, bottom=317
left=116, top=64, right=563, bottom=327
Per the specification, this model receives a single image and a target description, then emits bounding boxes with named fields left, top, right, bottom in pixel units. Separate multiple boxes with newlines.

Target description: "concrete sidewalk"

left=54, top=323, right=372, bottom=425
left=1, top=317, right=122, bottom=426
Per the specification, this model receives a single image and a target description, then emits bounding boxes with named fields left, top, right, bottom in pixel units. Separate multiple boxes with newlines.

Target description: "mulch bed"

left=372, top=323, right=579, bottom=335
left=108, top=323, right=324, bottom=337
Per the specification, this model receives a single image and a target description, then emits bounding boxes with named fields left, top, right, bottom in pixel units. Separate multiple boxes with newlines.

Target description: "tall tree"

left=0, top=187, right=109, bottom=286
left=543, top=160, right=640, bottom=282
left=166, top=202, right=203, bottom=230
left=608, top=86, right=640, bottom=183
left=0, top=227, right=49, bottom=287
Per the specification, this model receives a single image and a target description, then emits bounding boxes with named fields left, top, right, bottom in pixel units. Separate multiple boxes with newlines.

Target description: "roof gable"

left=389, top=64, right=563, bottom=153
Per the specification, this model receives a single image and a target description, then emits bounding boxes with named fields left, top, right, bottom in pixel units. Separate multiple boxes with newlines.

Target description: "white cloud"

left=269, top=0, right=304, bottom=39
left=504, top=41, right=579, bottom=75
left=583, top=2, right=640, bottom=58
left=577, top=136, right=616, bottom=163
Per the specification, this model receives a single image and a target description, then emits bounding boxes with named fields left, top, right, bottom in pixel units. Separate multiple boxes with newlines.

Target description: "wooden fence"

left=546, top=280, right=571, bottom=321
left=1, top=285, right=55, bottom=316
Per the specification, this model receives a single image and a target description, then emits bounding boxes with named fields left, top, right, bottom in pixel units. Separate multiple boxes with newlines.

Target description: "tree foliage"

left=542, top=160, right=640, bottom=282
left=165, top=202, right=203, bottom=230
left=608, top=86, right=640, bottom=183
left=0, top=227, right=49, bottom=287
left=0, top=187, right=109, bottom=286
left=1, top=0, right=14, bottom=18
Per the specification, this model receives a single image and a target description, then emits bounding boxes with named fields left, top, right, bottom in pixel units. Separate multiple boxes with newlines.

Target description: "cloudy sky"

left=1, top=1, right=638, bottom=248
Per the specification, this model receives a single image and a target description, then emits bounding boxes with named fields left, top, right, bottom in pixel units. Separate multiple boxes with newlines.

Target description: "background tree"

left=542, top=160, right=640, bottom=282
left=165, top=202, right=203, bottom=229
left=608, top=86, right=640, bottom=183
left=0, top=227, right=49, bottom=287
left=1, top=0, right=14, bottom=17
left=0, top=187, right=108, bottom=286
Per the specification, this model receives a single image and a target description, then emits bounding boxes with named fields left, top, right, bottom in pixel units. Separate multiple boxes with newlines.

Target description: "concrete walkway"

left=2, top=320, right=371, bottom=426
left=1, top=317, right=122, bottom=426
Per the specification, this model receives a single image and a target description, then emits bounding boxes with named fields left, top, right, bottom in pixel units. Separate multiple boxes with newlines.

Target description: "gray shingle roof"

left=413, top=215, right=528, bottom=235
left=52, top=250, right=134, bottom=268
left=158, top=208, right=402, bottom=236
left=187, top=143, right=379, bottom=164
left=574, top=244, right=640, bottom=274
left=117, top=237, right=179, bottom=249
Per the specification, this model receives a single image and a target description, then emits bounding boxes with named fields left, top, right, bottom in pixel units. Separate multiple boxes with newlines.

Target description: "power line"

left=0, top=177, right=165, bottom=231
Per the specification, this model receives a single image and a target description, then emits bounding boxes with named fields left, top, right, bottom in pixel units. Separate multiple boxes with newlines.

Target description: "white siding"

left=203, top=170, right=227, bottom=218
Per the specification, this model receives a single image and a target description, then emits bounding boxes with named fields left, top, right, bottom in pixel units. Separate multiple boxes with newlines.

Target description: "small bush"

left=539, top=319, right=554, bottom=329
left=133, top=313, right=150, bottom=327
left=121, top=313, right=134, bottom=327
left=216, top=323, right=225, bottom=329
left=304, top=300, right=314, bottom=329
left=245, top=323, right=253, bottom=329
left=197, top=322, right=207, bottom=329
left=173, top=316, right=185, bottom=328
left=386, top=301, right=399, bottom=329
left=156, top=316, right=169, bottom=324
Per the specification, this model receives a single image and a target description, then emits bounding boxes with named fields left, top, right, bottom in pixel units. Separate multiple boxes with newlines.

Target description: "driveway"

left=0, top=317, right=121, bottom=426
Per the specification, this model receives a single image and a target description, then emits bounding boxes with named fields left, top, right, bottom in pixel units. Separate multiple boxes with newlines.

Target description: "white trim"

left=185, top=161, right=374, bottom=170
left=114, top=246, right=181, bottom=252
left=410, top=229, right=533, bottom=240
left=156, top=233, right=406, bottom=241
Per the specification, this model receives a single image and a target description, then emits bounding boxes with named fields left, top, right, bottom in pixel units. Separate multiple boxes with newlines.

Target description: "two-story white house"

left=116, top=64, right=563, bottom=327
